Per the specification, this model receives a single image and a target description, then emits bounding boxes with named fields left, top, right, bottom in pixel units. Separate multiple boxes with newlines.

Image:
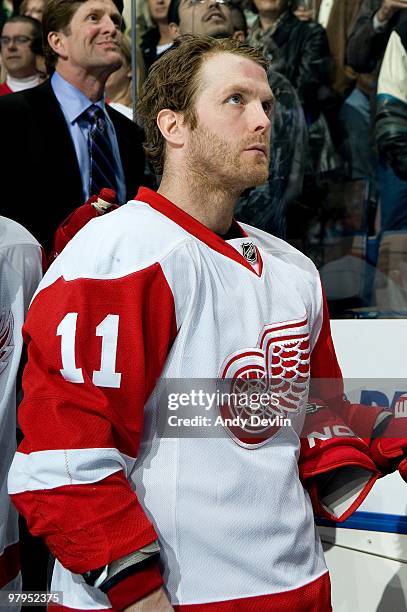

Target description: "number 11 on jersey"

left=57, top=312, right=122, bottom=388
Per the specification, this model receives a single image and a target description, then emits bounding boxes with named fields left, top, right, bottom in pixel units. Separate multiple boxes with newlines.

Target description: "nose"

left=250, top=101, right=271, bottom=135
left=101, top=14, right=119, bottom=35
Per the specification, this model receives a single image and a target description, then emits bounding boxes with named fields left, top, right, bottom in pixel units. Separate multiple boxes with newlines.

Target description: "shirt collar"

left=51, top=71, right=106, bottom=124
left=134, top=187, right=263, bottom=278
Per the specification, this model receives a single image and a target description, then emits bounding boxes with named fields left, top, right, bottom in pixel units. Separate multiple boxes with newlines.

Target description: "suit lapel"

left=30, top=81, right=83, bottom=201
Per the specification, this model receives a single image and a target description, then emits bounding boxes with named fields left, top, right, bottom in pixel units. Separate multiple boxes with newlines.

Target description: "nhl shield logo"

left=242, top=242, right=257, bottom=264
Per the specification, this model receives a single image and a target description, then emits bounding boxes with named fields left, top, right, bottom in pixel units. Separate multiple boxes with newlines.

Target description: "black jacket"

left=376, top=21, right=407, bottom=179
left=140, top=27, right=160, bottom=72
left=347, top=0, right=407, bottom=75
left=270, top=13, right=332, bottom=112
left=0, top=80, right=145, bottom=250
left=271, top=14, right=337, bottom=176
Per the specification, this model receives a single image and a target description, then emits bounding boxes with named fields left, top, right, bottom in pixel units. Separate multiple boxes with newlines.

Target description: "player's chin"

left=245, top=164, right=269, bottom=187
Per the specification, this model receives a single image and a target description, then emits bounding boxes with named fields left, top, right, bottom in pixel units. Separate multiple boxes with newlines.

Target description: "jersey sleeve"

left=301, top=284, right=380, bottom=521
left=309, top=285, right=344, bottom=401
left=7, top=263, right=177, bottom=602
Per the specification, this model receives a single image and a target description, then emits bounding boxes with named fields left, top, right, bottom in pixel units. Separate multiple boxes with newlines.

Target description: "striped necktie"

left=85, top=105, right=118, bottom=197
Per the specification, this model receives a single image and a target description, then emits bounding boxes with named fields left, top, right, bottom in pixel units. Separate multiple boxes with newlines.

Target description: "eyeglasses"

left=0, top=35, right=33, bottom=46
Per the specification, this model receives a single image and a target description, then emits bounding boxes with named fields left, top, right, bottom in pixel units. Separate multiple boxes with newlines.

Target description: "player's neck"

left=158, top=173, right=237, bottom=235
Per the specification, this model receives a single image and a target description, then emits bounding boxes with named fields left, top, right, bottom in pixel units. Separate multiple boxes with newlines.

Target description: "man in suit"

left=0, top=0, right=145, bottom=251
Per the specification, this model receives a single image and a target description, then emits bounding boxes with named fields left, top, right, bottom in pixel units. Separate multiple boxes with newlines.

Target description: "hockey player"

left=0, top=218, right=42, bottom=603
left=7, top=35, right=407, bottom=612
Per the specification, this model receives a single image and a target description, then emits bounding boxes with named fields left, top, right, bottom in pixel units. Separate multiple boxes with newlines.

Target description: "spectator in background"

left=246, top=0, right=331, bottom=103
left=168, top=0, right=234, bottom=37
left=141, top=0, right=172, bottom=72
left=246, top=0, right=337, bottom=180
left=347, top=0, right=407, bottom=77
left=294, top=0, right=363, bottom=97
left=230, top=1, right=248, bottom=40
left=347, top=0, right=407, bottom=231
left=376, top=20, right=407, bottom=228
left=106, top=33, right=134, bottom=119
left=0, top=0, right=145, bottom=251
left=346, top=1, right=407, bottom=160
left=291, top=1, right=374, bottom=183
left=20, top=0, right=44, bottom=22
left=0, top=0, right=13, bottom=32
left=0, top=15, right=42, bottom=95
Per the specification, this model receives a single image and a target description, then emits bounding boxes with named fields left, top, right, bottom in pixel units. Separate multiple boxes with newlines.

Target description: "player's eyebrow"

left=222, top=84, right=253, bottom=96
left=221, top=84, right=275, bottom=105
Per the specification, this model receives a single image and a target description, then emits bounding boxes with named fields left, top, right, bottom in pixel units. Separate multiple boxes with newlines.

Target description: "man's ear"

left=168, top=22, right=181, bottom=41
left=232, top=30, right=245, bottom=42
left=157, top=109, right=186, bottom=148
left=47, top=31, right=68, bottom=59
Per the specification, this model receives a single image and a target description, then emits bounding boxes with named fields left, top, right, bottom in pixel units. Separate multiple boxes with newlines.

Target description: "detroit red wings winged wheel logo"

left=0, top=307, right=14, bottom=376
left=219, top=317, right=310, bottom=448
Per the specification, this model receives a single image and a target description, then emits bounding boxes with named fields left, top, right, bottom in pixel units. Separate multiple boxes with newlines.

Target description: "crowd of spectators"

left=1, top=0, right=407, bottom=317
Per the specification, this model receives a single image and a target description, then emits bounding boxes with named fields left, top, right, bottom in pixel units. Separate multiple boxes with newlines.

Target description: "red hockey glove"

left=339, top=400, right=407, bottom=481
left=299, top=401, right=380, bottom=522
left=369, top=396, right=407, bottom=481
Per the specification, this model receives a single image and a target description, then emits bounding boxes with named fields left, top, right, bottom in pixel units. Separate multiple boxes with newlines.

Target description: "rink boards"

left=322, top=320, right=407, bottom=611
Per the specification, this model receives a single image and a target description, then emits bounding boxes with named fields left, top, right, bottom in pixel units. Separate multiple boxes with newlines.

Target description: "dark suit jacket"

left=0, top=80, right=145, bottom=250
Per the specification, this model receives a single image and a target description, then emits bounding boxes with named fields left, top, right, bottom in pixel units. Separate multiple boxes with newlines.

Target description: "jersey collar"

left=135, top=187, right=263, bottom=277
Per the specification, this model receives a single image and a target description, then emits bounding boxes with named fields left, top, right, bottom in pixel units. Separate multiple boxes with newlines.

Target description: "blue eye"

left=228, top=94, right=243, bottom=105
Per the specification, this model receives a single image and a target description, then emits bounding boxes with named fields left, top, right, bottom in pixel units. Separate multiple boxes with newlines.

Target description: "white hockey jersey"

left=8, top=188, right=360, bottom=610
left=0, top=217, right=42, bottom=602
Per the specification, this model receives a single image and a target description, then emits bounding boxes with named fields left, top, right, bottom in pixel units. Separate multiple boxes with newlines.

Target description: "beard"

left=185, top=123, right=270, bottom=195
